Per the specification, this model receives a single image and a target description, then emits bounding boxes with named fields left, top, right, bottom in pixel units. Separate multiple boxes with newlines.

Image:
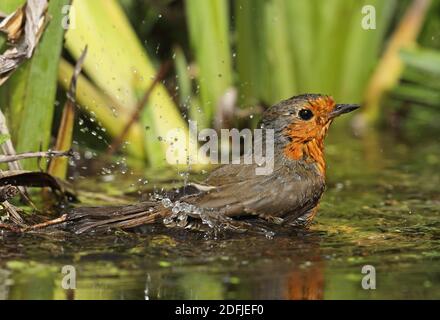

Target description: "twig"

left=0, top=150, right=72, bottom=164
left=0, top=213, right=68, bottom=233
left=107, top=60, right=172, bottom=156
left=22, top=214, right=67, bottom=231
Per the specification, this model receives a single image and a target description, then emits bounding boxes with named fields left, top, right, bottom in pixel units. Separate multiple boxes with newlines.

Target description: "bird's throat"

left=284, top=139, right=326, bottom=176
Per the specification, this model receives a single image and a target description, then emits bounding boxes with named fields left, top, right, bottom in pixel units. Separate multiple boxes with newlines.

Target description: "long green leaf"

left=1, top=0, right=69, bottom=170
left=185, top=0, right=233, bottom=126
left=235, top=0, right=267, bottom=105
left=283, top=0, right=317, bottom=93
left=236, top=0, right=298, bottom=105
left=338, top=0, right=397, bottom=102
left=65, top=0, right=189, bottom=165
left=263, top=0, right=298, bottom=101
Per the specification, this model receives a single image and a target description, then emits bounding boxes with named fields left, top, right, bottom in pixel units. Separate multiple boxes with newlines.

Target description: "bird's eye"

left=298, top=109, right=314, bottom=121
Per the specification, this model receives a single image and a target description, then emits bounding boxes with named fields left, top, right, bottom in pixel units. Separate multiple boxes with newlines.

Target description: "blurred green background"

left=0, top=0, right=439, bottom=173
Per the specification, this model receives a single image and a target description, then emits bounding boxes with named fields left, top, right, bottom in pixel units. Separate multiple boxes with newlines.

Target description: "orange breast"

left=284, top=139, right=326, bottom=176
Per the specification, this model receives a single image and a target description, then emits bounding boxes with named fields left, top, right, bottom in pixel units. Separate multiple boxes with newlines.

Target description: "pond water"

left=0, top=126, right=439, bottom=300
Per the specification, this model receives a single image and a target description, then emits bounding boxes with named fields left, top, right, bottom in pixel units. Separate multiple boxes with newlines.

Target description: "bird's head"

left=261, top=94, right=359, bottom=173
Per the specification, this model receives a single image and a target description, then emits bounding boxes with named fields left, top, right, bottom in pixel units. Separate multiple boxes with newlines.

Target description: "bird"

left=65, top=94, right=359, bottom=235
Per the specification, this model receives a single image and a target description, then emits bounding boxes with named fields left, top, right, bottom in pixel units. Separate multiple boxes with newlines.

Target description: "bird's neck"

left=283, top=138, right=326, bottom=176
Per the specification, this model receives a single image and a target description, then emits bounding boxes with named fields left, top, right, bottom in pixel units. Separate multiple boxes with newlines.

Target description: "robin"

left=67, top=94, right=359, bottom=235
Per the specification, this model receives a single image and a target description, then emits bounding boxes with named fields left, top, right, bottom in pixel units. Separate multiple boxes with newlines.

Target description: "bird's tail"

left=65, top=201, right=167, bottom=234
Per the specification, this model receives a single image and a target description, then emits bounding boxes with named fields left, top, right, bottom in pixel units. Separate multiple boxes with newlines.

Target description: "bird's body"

left=67, top=94, right=358, bottom=234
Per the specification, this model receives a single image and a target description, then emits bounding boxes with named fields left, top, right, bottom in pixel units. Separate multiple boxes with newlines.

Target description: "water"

left=0, top=127, right=439, bottom=300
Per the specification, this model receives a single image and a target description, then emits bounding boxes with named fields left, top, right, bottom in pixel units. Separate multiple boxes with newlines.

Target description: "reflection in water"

left=286, top=261, right=324, bottom=300
left=128, top=230, right=325, bottom=300
left=144, top=274, right=151, bottom=300
left=0, top=269, right=11, bottom=300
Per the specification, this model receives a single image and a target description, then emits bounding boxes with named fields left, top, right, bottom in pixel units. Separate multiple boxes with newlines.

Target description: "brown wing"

left=183, top=159, right=325, bottom=221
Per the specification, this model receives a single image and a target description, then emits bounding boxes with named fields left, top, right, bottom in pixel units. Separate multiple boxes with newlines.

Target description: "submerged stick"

left=0, top=213, right=67, bottom=233
left=0, top=222, right=22, bottom=232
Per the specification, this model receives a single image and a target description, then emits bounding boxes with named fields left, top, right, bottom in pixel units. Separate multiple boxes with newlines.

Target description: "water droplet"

left=162, top=198, right=172, bottom=208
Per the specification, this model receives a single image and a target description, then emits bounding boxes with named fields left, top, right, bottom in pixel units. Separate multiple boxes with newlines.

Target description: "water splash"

left=155, top=195, right=275, bottom=238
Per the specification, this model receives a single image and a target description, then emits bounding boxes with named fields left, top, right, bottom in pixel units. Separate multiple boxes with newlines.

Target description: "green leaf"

left=1, top=0, right=70, bottom=170
left=185, top=0, right=234, bottom=125
left=65, top=0, right=190, bottom=165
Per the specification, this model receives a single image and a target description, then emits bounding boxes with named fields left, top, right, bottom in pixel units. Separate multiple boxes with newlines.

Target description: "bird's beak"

left=330, top=104, right=360, bottom=119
